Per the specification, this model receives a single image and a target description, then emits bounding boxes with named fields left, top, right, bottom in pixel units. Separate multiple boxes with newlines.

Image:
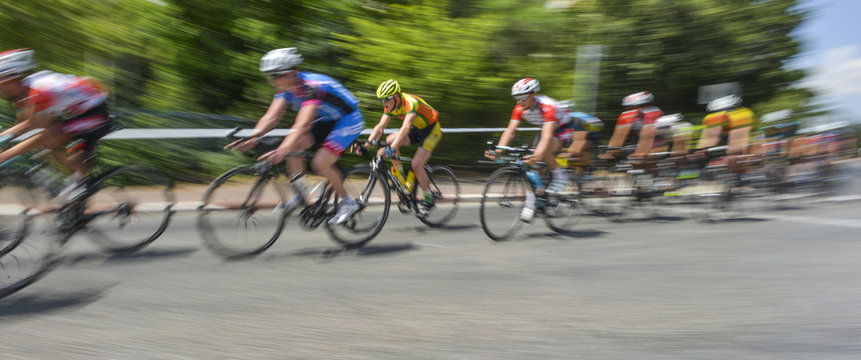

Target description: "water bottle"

left=391, top=166, right=406, bottom=189
left=526, top=170, right=544, bottom=190
left=405, top=170, right=416, bottom=193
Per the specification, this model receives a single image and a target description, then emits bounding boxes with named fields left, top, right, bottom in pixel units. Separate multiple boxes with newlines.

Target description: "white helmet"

left=655, top=113, right=684, bottom=127
left=706, top=95, right=742, bottom=112
left=621, top=91, right=653, bottom=107
left=0, top=49, right=37, bottom=79
left=556, top=100, right=576, bottom=113
left=259, top=47, right=303, bottom=75
left=511, top=78, right=540, bottom=96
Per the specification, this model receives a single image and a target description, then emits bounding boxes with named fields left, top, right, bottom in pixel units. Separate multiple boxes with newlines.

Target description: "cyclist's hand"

left=382, top=146, right=396, bottom=159
left=523, top=154, right=538, bottom=165
left=484, top=150, right=497, bottom=160
left=258, top=147, right=287, bottom=165
left=226, top=137, right=256, bottom=153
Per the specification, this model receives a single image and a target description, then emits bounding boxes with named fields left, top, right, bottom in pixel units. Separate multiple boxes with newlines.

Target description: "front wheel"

left=327, top=165, right=390, bottom=249
left=82, top=166, right=174, bottom=254
left=479, top=168, right=528, bottom=241
left=416, top=165, right=460, bottom=227
left=197, top=166, right=288, bottom=259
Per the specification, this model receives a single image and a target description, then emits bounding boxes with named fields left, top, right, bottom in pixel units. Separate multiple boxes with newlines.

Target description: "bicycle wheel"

left=82, top=166, right=175, bottom=254
left=0, top=178, right=41, bottom=257
left=543, top=192, right=583, bottom=234
left=198, top=166, right=289, bottom=259
left=480, top=168, right=527, bottom=241
left=0, top=214, right=60, bottom=299
left=327, top=165, right=390, bottom=249
left=416, top=165, right=460, bottom=227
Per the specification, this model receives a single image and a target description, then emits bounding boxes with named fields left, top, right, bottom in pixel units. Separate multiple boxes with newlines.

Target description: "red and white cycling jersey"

left=616, top=105, right=663, bottom=127
left=510, top=95, right=570, bottom=127
left=21, top=71, right=108, bottom=119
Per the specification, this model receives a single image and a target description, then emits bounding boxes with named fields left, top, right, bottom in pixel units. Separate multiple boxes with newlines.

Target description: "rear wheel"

left=416, top=165, right=460, bottom=227
left=327, top=165, right=390, bottom=249
left=81, top=166, right=174, bottom=254
left=197, top=166, right=288, bottom=259
left=479, top=168, right=527, bottom=241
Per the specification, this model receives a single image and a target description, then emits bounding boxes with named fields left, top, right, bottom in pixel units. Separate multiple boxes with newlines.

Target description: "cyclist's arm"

left=727, top=126, right=751, bottom=155
left=532, top=121, right=556, bottom=160
left=249, top=97, right=289, bottom=141
left=368, top=113, right=392, bottom=143
left=496, top=120, right=520, bottom=150
left=566, top=131, right=588, bottom=155
left=390, top=112, right=415, bottom=149
left=606, top=124, right=630, bottom=148
left=632, top=125, right=656, bottom=157
left=696, top=126, right=722, bottom=149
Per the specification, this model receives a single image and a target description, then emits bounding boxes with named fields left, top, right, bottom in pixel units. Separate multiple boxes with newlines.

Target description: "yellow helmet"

left=376, top=79, right=401, bottom=98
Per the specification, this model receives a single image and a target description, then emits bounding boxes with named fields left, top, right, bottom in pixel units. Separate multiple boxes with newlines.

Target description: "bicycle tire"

left=81, top=166, right=175, bottom=254
left=416, top=165, right=460, bottom=228
left=326, top=165, right=390, bottom=249
left=480, top=168, right=527, bottom=241
left=0, top=217, right=62, bottom=299
left=543, top=192, right=583, bottom=234
left=197, top=166, right=288, bottom=259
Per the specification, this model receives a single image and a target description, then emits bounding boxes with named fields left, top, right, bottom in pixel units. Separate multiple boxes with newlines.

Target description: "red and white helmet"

left=0, top=49, right=37, bottom=80
left=621, top=91, right=653, bottom=107
left=511, top=78, right=540, bottom=96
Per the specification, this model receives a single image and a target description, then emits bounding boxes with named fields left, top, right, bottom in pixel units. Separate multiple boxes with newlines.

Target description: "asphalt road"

left=1, top=165, right=861, bottom=359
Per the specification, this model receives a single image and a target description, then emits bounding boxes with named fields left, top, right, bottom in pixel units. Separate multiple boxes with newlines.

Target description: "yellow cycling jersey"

left=702, top=106, right=755, bottom=130
left=384, top=93, right=439, bottom=129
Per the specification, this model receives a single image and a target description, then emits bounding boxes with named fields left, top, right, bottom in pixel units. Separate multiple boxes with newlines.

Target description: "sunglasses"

left=381, top=95, right=397, bottom=103
left=513, top=94, right=531, bottom=102
left=268, top=70, right=294, bottom=80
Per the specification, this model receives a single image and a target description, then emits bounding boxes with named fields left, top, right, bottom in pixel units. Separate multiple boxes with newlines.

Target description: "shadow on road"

left=62, top=247, right=199, bottom=267
left=0, top=286, right=111, bottom=318
left=263, top=242, right=419, bottom=262
left=523, top=229, right=608, bottom=240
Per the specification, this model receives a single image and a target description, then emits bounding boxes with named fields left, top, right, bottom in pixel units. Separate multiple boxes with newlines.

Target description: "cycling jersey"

left=510, top=95, right=569, bottom=127
left=276, top=72, right=360, bottom=122
left=21, top=71, right=108, bottom=119
left=569, top=112, right=604, bottom=133
left=384, top=93, right=439, bottom=130
left=703, top=106, right=755, bottom=130
left=615, top=105, right=663, bottom=128
left=275, top=72, right=363, bottom=155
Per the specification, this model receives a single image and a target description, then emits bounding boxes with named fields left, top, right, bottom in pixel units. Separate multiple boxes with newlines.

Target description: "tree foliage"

left=0, top=0, right=818, bottom=180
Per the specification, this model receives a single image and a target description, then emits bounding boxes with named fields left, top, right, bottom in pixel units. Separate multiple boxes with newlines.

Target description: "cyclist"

left=689, top=94, right=756, bottom=172
left=557, top=100, right=604, bottom=171
left=599, top=91, right=664, bottom=160
left=226, top=47, right=364, bottom=225
left=485, top=78, right=573, bottom=222
left=0, top=48, right=112, bottom=198
left=366, top=79, right=442, bottom=217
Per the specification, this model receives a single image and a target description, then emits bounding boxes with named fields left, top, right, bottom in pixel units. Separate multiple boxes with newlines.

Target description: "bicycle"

left=351, top=139, right=460, bottom=228
left=0, top=139, right=175, bottom=299
left=479, top=144, right=582, bottom=241
left=197, top=130, right=389, bottom=259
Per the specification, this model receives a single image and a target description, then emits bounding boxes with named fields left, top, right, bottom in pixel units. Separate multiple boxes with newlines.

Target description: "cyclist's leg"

left=411, top=122, right=442, bottom=192
left=317, top=112, right=364, bottom=225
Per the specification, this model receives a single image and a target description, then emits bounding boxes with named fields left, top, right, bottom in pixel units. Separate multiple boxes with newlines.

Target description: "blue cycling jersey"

left=569, top=112, right=604, bottom=133
left=276, top=72, right=360, bottom=122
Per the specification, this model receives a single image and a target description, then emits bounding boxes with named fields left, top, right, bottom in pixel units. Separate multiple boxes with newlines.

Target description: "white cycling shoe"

left=520, top=206, right=535, bottom=223
left=329, top=200, right=360, bottom=225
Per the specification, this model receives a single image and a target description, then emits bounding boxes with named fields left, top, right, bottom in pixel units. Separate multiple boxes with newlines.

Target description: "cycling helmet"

left=376, top=79, right=401, bottom=98
left=621, top=91, right=653, bottom=107
left=706, top=95, right=742, bottom=112
left=0, top=49, right=37, bottom=79
left=556, top=100, right=576, bottom=113
left=259, top=47, right=303, bottom=75
left=511, top=78, right=540, bottom=96
left=655, top=113, right=684, bottom=127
